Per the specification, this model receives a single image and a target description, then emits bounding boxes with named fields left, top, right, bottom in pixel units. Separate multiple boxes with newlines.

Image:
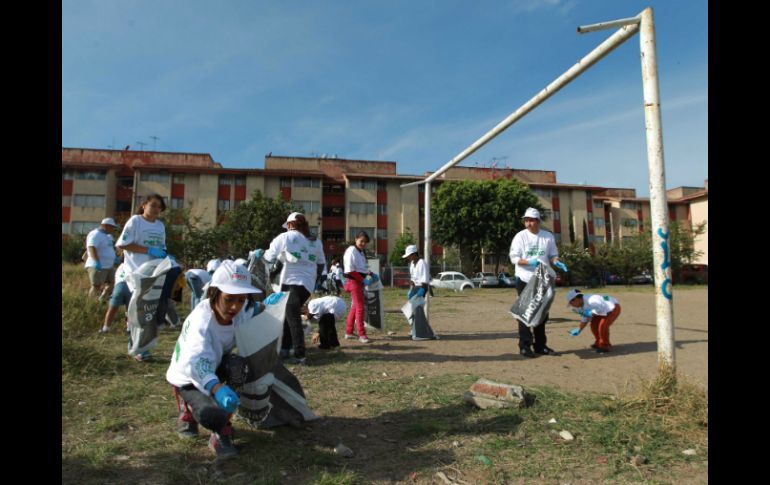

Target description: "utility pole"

left=149, top=136, right=160, bottom=151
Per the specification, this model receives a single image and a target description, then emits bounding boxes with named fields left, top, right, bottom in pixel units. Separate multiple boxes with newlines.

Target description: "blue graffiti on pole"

left=657, top=228, right=672, bottom=299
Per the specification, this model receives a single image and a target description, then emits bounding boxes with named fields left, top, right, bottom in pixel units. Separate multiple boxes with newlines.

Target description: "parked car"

left=471, top=272, right=499, bottom=288
left=676, top=264, right=708, bottom=284
left=606, top=274, right=623, bottom=285
left=430, top=271, right=476, bottom=291
left=630, top=271, right=653, bottom=284
left=498, top=272, right=515, bottom=287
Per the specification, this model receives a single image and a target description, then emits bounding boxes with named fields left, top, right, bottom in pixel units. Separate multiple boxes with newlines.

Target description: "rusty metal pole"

left=639, top=7, right=676, bottom=370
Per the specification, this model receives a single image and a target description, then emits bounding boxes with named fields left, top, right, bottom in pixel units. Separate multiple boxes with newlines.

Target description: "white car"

left=430, top=271, right=476, bottom=291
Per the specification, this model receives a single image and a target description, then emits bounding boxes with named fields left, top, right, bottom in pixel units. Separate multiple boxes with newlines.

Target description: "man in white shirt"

left=84, top=218, right=119, bottom=301
left=509, top=207, right=568, bottom=358
left=262, top=212, right=326, bottom=364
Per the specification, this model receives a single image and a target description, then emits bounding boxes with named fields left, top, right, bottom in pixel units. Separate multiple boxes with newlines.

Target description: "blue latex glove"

left=214, top=384, right=240, bottom=413
left=147, top=247, right=167, bottom=259
left=414, top=287, right=426, bottom=298
left=363, top=276, right=374, bottom=286
left=569, top=328, right=581, bottom=337
left=581, top=309, right=593, bottom=319
left=406, top=287, right=416, bottom=299
left=369, top=273, right=380, bottom=282
left=554, top=261, right=568, bottom=272
left=527, top=257, right=540, bottom=267
left=264, top=292, right=283, bottom=305
left=94, top=260, right=102, bottom=271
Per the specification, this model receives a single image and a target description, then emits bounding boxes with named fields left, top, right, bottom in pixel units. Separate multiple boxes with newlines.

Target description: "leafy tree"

left=62, top=234, right=87, bottom=263
left=389, top=230, right=416, bottom=266
left=667, top=221, right=707, bottom=280
left=432, top=178, right=541, bottom=275
left=217, top=191, right=301, bottom=258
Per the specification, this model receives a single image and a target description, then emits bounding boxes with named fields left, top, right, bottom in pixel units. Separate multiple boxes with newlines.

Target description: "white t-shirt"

left=409, top=258, right=430, bottom=285
left=330, top=263, right=343, bottom=280
left=166, top=299, right=250, bottom=393
left=116, top=214, right=166, bottom=274
left=508, top=228, right=559, bottom=283
left=343, top=246, right=369, bottom=274
left=307, top=296, right=347, bottom=320
left=264, top=230, right=326, bottom=293
left=572, top=294, right=619, bottom=322
left=185, top=268, right=212, bottom=285
left=85, top=228, right=116, bottom=268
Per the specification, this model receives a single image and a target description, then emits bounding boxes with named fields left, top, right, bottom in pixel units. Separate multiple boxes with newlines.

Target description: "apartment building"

left=62, top=148, right=707, bottom=265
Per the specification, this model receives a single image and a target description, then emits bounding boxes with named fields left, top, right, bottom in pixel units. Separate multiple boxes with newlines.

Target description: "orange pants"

left=590, top=305, right=621, bottom=350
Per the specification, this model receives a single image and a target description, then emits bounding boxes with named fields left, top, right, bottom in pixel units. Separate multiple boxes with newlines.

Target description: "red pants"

left=344, top=278, right=367, bottom=337
left=590, top=305, right=621, bottom=350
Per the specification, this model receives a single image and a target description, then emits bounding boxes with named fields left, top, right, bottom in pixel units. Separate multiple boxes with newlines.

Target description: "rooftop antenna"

left=136, top=141, right=148, bottom=150
left=149, top=136, right=160, bottom=151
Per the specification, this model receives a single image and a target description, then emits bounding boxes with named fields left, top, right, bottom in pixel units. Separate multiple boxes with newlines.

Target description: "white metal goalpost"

left=401, top=8, right=677, bottom=370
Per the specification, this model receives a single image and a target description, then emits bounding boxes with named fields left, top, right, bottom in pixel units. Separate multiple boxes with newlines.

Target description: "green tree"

left=389, top=230, right=416, bottom=266
left=432, top=178, right=542, bottom=275
left=665, top=220, right=707, bottom=281
left=217, top=191, right=301, bottom=258
left=62, top=234, right=86, bottom=263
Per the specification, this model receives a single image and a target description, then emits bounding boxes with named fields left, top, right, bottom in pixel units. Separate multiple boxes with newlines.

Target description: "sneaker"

left=344, top=334, right=357, bottom=340
left=98, top=327, right=110, bottom=334
left=287, top=356, right=307, bottom=365
left=133, top=351, right=152, bottom=362
left=535, top=346, right=558, bottom=356
left=595, top=347, right=610, bottom=354
left=519, top=347, right=536, bottom=358
left=208, top=432, right=238, bottom=460
left=176, top=419, right=199, bottom=439
left=358, top=336, right=371, bottom=343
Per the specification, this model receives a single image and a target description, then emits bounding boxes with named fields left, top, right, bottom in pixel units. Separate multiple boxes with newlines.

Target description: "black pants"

left=318, top=313, right=340, bottom=349
left=156, top=266, right=182, bottom=326
left=280, top=284, right=311, bottom=358
left=515, top=278, right=548, bottom=351
left=175, top=360, right=231, bottom=433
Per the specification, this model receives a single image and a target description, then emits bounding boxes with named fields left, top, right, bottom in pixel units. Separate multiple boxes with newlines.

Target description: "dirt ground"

left=341, top=286, right=708, bottom=395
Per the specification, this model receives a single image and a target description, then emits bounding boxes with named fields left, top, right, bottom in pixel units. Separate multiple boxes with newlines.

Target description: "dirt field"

left=342, top=286, right=708, bottom=395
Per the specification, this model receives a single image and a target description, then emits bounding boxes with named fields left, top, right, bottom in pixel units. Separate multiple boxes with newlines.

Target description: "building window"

left=294, top=177, right=320, bottom=188
left=594, top=200, right=604, bottom=210
left=116, top=200, right=132, bottom=212
left=233, top=200, right=242, bottom=210
left=172, top=174, right=185, bottom=184
left=622, top=218, right=638, bottom=228
left=62, top=222, right=70, bottom=234
left=234, top=175, right=246, bottom=186
left=171, top=198, right=184, bottom=209
left=71, top=221, right=100, bottom=234
left=350, top=202, right=375, bottom=215
left=349, top=227, right=375, bottom=241
left=350, top=179, right=376, bottom=190
left=377, top=229, right=387, bottom=240
left=587, top=212, right=593, bottom=221
left=76, top=170, right=107, bottom=181
left=594, top=217, right=605, bottom=227
left=218, top=200, right=231, bottom=211
left=323, top=206, right=344, bottom=217
left=533, top=188, right=552, bottom=198
left=139, top=172, right=169, bottom=183
left=280, top=177, right=292, bottom=188
left=219, top=175, right=232, bottom=186
left=323, top=231, right=345, bottom=242
left=323, top=183, right=344, bottom=193
left=73, top=194, right=106, bottom=208
left=590, top=235, right=605, bottom=243
left=378, top=204, right=387, bottom=215
left=62, top=170, right=75, bottom=180
left=621, top=201, right=638, bottom=210
left=540, top=209, right=552, bottom=221
left=377, top=181, right=387, bottom=191
left=117, top=176, right=133, bottom=188
left=295, top=200, right=320, bottom=214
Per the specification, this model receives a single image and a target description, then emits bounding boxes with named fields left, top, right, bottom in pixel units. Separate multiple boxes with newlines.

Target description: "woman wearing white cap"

left=508, top=207, right=569, bottom=358
left=84, top=217, right=118, bottom=302
left=166, top=260, right=264, bottom=460
left=402, top=244, right=439, bottom=340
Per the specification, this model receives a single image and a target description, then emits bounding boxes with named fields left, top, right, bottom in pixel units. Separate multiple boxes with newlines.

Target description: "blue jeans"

left=109, top=281, right=132, bottom=308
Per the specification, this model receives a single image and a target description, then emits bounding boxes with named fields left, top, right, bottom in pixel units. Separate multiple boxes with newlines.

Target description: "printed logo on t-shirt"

left=195, top=358, right=215, bottom=380
left=525, top=246, right=545, bottom=257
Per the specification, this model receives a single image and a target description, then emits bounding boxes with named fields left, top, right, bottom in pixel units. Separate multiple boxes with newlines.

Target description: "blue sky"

left=62, top=0, right=707, bottom=196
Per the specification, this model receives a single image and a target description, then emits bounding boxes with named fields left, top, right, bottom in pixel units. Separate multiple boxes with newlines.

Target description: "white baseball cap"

left=566, top=289, right=583, bottom=305
left=101, top=217, right=118, bottom=227
left=234, top=258, right=248, bottom=268
left=210, top=260, right=262, bottom=295
left=206, top=259, right=222, bottom=273
left=282, top=212, right=305, bottom=229
left=523, top=208, right=541, bottom=220
left=402, top=244, right=419, bottom=258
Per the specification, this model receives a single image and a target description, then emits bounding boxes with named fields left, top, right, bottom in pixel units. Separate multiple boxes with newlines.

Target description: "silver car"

left=430, top=271, right=476, bottom=291
left=471, top=272, right=500, bottom=288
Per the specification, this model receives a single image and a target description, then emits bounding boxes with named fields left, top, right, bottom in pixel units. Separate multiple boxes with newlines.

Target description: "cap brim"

left=211, top=283, right=262, bottom=294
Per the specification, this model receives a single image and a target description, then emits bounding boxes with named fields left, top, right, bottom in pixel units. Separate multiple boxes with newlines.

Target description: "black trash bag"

left=509, top=263, right=557, bottom=328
